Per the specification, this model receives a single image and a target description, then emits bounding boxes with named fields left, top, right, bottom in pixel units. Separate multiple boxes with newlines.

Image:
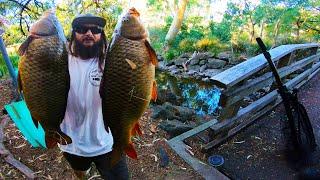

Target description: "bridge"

left=167, top=43, right=320, bottom=179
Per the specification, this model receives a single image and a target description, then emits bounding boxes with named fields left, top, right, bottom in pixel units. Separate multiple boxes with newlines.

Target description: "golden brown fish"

left=100, top=7, right=158, bottom=166
left=18, top=10, right=71, bottom=148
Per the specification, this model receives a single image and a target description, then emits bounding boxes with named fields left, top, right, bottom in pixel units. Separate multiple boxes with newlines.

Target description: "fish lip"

left=128, top=7, right=140, bottom=17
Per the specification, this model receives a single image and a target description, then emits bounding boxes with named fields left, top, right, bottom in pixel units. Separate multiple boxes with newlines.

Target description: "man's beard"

left=74, top=39, right=103, bottom=60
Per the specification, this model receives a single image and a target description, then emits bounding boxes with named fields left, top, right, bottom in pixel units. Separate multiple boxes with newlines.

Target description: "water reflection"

left=156, top=71, right=221, bottom=116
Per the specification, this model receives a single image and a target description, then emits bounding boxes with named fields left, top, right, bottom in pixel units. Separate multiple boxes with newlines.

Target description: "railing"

left=167, top=43, right=320, bottom=179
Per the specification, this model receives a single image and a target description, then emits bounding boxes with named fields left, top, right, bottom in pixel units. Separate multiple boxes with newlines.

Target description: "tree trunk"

left=249, top=14, right=255, bottom=43
left=272, top=19, right=281, bottom=47
left=164, top=0, right=189, bottom=48
left=296, top=17, right=301, bottom=41
left=259, top=19, right=265, bottom=38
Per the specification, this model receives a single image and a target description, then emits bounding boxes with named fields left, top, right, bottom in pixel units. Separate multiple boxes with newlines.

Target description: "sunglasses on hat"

left=74, top=26, right=103, bottom=34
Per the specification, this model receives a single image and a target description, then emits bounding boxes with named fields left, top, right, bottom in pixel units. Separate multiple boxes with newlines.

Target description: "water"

left=156, top=71, right=221, bottom=116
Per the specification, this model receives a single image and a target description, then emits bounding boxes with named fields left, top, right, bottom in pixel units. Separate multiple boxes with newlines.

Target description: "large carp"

left=18, top=10, right=72, bottom=148
left=100, top=7, right=157, bottom=166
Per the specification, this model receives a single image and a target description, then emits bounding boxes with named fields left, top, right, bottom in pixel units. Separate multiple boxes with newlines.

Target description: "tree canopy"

left=1, top=0, right=320, bottom=59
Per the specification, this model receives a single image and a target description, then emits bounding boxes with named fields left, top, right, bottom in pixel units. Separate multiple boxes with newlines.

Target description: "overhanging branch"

left=303, top=23, right=320, bottom=33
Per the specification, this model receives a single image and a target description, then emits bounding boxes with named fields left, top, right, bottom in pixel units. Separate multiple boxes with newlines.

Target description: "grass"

left=0, top=53, right=19, bottom=79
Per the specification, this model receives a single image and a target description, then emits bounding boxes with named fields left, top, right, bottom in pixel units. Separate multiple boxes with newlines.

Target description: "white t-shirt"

left=59, top=54, right=113, bottom=157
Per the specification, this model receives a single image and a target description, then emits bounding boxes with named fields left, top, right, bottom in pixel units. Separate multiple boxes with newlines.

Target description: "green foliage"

left=1, top=0, right=122, bottom=46
left=0, top=52, right=19, bottom=78
left=178, top=38, right=196, bottom=52
left=164, top=49, right=179, bottom=60
left=232, top=32, right=272, bottom=56
left=209, top=21, right=231, bottom=42
left=149, top=27, right=167, bottom=53
left=277, top=36, right=309, bottom=45
left=2, top=0, right=319, bottom=63
left=3, top=25, right=26, bottom=45
left=160, top=15, right=207, bottom=59
left=195, top=38, right=218, bottom=51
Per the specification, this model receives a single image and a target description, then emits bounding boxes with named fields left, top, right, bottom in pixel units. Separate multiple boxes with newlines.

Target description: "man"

left=59, top=14, right=129, bottom=180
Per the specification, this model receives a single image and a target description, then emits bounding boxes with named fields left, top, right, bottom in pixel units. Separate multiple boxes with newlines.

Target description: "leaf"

left=233, top=140, right=245, bottom=144
left=150, top=154, right=158, bottom=162
left=14, top=143, right=26, bottom=148
left=150, top=124, right=157, bottom=133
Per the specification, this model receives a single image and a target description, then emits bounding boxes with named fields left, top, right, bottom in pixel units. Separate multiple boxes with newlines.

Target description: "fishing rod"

left=256, top=37, right=317, bottom=157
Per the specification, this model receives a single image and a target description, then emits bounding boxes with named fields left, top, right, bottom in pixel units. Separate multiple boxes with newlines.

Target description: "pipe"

left=0, top=35, right=17, bottom=88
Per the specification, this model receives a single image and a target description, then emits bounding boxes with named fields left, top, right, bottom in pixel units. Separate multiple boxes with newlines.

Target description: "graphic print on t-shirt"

left=89, top=67, right=103, bottom=86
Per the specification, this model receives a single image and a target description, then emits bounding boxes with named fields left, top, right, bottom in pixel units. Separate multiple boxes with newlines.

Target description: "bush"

left=164, top=49, right=179, bottom=61
left=230, top=32, right=274, bottom=56
left=178, top=38, right=196, bottom=53
left=209, top=21, right=231, bottom=43
left=277, top=36, right=308, bottom=46
left=195, top=37, right=221, bottom=54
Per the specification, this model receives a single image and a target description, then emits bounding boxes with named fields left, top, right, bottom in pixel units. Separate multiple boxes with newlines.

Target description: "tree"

left=1, top=0, right=123, bottom=44
left=164, top=0, right=189, bottom=48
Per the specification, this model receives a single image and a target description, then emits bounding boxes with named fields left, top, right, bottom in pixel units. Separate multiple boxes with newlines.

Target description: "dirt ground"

left=0, top=78, right=202, bottom=180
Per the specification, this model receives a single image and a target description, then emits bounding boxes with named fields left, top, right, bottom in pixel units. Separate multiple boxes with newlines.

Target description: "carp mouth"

left=119, top=7, right=147, bottom=41
left=129, top=7, right=140, bottom=18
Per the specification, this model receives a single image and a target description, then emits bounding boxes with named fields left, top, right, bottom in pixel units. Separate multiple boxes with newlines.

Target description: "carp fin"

left=57, top=130, right=72, bottom=145
left=151, top=81, right=157, bottom=102
left=17, top=70, right=22, bottom=94
left=18, top=35, right=39, bottom=56
left=99, top=78, right=104, bottom=98
left=104, top=121, right=110, bottom=133
left=125, top=58, right=137, bottom=70
left=131, top=122, right=142, bottom=136
left=45, top=136, right=57, bottom=149
left=144, top=40, right=158, bottom=66
left=125, top=143, right=138, bottom=159
left=45, top=130, right=72, bottom=148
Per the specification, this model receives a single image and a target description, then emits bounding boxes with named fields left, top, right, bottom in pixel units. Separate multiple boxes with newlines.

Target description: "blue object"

left=208, top=155, right=224, bottom=167
left=4, top=101, right=46, bottom=148
left=0, top=36, right=17, bottom=88
left=159, top=147, right=169, bottom=167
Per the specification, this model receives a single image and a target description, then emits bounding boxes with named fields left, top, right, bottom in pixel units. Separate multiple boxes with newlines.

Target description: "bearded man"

left=59, top=14, right=129, bottom=180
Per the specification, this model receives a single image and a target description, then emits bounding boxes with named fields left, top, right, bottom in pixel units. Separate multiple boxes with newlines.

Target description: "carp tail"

left=124, top=142, right=138, bottom=159
left=151, top=81, right=157, bottom=102
left=131, top=122, right=142, bottom=136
